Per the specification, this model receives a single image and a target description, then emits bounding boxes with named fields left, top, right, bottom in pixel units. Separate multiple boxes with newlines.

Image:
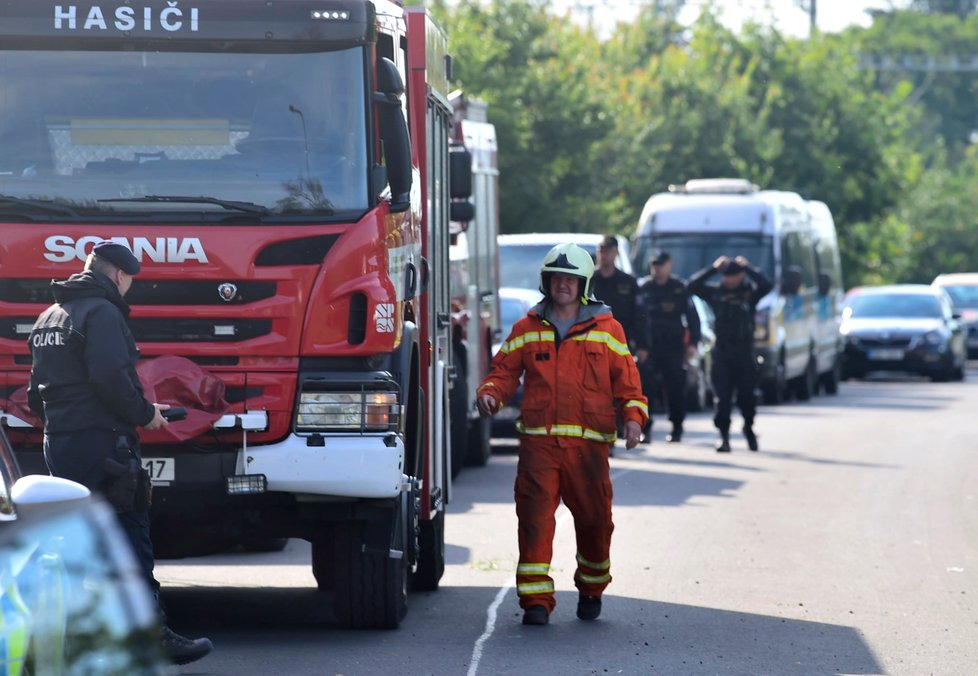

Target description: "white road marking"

left=467, top=466, right=634, bottom=675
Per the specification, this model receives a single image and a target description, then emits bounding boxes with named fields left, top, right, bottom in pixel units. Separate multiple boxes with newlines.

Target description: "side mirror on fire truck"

left=449, top=146, right=474, bottom=224
left=374, top=57, right=413, bottom=214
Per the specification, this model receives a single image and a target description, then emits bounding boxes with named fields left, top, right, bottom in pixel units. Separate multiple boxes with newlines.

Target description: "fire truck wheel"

left=241, top=536, right=288, bottom=553
left=412, top=508, right=445, bottom=591
left=449, top=398, right=467, bottom=479
left=311, top=534, right=333, bottom=590
left=332, top=503, right=409, bottom=629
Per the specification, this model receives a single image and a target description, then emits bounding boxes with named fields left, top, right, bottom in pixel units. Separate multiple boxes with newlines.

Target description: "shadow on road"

left=160, top=586, right=884, bottom=676
left=482, top=591, right=886, bottom=676
left=448, top=456, right=745, bottom=512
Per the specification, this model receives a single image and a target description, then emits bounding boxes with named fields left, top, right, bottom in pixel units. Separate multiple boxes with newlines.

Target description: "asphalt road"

left=157, top=371, right=978, bottom=676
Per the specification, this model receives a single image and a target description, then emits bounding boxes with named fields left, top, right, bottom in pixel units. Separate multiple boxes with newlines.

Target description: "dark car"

left=841, top=285, right=967, bottom=382
left=932, top=273, right=978, bottom=358
left=0, top=426, right=167, bottom=675
left=489, top=287, right=542, bottom=439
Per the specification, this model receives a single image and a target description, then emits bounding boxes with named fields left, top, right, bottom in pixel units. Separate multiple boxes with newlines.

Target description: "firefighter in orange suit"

left=476, top=243, right=648, bottom=626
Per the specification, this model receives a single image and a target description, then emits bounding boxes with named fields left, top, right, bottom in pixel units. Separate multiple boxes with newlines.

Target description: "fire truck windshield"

left=0, top=46, right=369, bottom=220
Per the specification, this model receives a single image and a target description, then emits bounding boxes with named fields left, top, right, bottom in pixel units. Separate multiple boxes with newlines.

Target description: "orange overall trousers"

left=515, top=436, right=614, bottom=612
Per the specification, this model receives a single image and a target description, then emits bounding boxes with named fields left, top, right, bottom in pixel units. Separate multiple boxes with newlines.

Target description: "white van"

left=631, top=179, right=844, bottom=403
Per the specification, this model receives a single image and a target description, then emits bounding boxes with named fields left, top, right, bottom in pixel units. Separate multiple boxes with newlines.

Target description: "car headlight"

left=297, top=391, right=399, bottom=432
left=912, top=330, right=945, bottom=350
left=754, top=309, right=770, bottom=343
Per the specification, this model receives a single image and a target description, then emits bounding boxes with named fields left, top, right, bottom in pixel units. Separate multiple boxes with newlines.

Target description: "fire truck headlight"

left=297, top=391, right=399, bottom=432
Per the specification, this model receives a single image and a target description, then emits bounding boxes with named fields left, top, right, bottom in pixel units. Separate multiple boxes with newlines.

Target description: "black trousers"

left=44, top=429, right=160, bottom=596
left=711, top=348, right=757, bottom=433
left=641, top=344, right=687, bottom=428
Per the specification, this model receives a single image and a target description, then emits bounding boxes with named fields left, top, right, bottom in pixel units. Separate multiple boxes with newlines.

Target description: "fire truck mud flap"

left=237, top=434, right=404, bottom=498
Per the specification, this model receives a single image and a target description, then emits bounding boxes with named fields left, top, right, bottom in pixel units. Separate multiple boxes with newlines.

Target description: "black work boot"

left=577, top=595, right=602, bottom=621
left=666, top=424, right=683, bottom=443
left=715, top=430, right=731, bottom=453
left=743, top=425, right=758, bottom=451
left=162, top=626, right=213, bottom=665
left=522, top=605, right=549, bottom=626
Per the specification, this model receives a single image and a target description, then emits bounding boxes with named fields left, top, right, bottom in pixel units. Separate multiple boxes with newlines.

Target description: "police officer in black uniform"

left=635, top=250, right=701, bottom=443
left=688, top=256, right=773, bottom=453
left=591, top=236, right=639, bottom=344
left=27, top=240, right=213, bottom=665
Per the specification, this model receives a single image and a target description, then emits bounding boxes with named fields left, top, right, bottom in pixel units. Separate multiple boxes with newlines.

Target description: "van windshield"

left=634, top=234, right=774, bottom=281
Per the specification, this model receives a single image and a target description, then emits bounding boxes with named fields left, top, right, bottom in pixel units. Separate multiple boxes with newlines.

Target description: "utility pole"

left=796, top=0, right=817, bottom=36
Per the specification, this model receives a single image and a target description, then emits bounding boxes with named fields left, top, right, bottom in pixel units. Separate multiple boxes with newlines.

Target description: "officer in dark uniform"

left=591, top=236, right=639, bottom=344
left=27, top=240, right=213, bottom=665
left=634, top=250, right=700, bottom=443
left=688, top=256, right=773, bottom=453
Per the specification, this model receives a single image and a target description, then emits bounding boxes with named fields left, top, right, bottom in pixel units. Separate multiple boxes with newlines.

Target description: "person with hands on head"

left=27, top=239, right=213, bottom=666
left=688, top=254, right=773, bottom=453
left=476, top=242, right=648, bottom=627
left=633, top=249, right=701, bottom=443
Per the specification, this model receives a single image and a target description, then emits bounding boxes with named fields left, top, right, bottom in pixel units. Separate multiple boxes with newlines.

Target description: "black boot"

left=162, top=626, right=213, bottom=665
left=522, top=605, right=549, bottom=626
left=666, top=424, right=682, bottom=443
left=577, top=594, right=602, bottom=620
left=743, top=425, right=758, bottom=451
left=716, top=430, right=731, bottom=453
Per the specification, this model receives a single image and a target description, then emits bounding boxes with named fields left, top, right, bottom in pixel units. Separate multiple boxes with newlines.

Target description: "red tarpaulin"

left=8, top=355, right=230, bottom=442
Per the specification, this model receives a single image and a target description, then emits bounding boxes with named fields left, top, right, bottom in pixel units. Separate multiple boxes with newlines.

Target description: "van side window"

left=783, top=231, right=817, bottom=288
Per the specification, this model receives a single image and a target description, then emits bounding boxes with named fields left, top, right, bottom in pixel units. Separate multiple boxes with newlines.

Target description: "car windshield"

left=846, top=293, right=942, bottom=319
left=0, top=47, right=368, bottom=219
left=939, top=284, right=978, bottom=309
left=634, top=233, right=775, bottom=281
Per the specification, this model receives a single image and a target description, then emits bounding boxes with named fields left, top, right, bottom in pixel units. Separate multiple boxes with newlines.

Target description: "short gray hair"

left=84, top=253, right=120, bottom=277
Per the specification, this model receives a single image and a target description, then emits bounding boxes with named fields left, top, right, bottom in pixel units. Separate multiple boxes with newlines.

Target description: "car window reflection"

left=0, top=500, right=167, bottom=675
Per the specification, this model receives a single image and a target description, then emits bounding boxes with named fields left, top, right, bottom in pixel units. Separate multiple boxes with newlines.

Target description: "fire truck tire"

left=332, top=507, right=409, bottom=629
left=412, top=508, right=445, bottom=591
left=241, top=536, right=289, bottom=553
left=152, top=519, right=233, bottom=559
left=449, top=389, right=467, bottom=479
left=311, top=533, right=333, bottom=590
left=465, top=416, right=491, bottom=467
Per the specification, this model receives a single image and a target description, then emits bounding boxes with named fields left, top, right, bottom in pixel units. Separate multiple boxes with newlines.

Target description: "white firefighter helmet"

left=539, top=242, right=595, bottom=301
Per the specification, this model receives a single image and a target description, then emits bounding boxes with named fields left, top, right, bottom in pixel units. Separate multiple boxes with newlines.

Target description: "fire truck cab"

left=0, top=0, right=468, bottom=629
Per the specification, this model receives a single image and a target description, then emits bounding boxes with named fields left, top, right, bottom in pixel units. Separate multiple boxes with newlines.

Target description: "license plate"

left=868, top=348, right=904, bottom=361
left=142, top=457, right=174, bottom=484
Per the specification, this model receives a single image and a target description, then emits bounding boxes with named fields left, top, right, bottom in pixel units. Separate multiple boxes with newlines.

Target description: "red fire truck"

left=448, top=94, right=500, bottom=473
left=0, top=0, right=469, bottom=629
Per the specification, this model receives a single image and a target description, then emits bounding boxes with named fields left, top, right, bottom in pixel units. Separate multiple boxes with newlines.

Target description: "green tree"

left=881, top=146, right=978, bottom=282
left=437, top=0, right=613, bottom=233
left=855, top=10, right=978, bottom=153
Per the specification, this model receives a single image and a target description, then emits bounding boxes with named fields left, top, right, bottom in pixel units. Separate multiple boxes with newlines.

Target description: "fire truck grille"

left=127, top=318, right=272, bottom=342
left=0, top=279, right=276, bottom=306
left=2, top=317, right=271, bottom=343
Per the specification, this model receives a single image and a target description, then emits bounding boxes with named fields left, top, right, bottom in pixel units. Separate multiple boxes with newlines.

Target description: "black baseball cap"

left=92, top=240, right=140, bottom=275
left=651, top=249, right=671, bottom=265
left=721, top=259, right=744, bottom=275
